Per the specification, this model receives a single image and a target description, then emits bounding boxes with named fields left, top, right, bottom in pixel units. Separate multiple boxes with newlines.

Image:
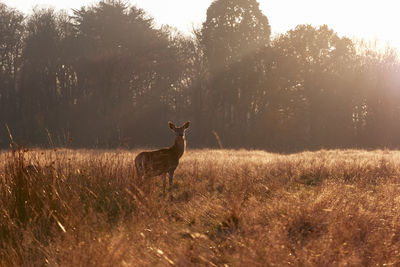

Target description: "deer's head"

left=169, top=121, right=190, bottom=139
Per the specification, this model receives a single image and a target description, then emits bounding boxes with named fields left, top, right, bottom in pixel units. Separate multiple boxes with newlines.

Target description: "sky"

left=1, top=0, right=399, bottom=52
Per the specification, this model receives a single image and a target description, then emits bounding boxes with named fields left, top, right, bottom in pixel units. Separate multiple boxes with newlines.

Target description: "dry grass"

left=1, top=148, right=400, bottom=266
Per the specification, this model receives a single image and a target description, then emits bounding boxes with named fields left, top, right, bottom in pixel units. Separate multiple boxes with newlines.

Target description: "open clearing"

left=1, top=148, right=400, bottom=266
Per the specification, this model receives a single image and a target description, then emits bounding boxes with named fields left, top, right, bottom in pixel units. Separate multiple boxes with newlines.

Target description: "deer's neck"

left=171, top=136, right=186, bottom=159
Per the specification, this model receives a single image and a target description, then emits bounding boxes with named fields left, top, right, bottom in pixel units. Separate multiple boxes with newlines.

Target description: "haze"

left=2, top=0, right=399, bottom=51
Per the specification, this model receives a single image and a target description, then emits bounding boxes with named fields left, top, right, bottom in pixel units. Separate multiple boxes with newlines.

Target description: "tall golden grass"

left=1, top=148, right=400, bottom=266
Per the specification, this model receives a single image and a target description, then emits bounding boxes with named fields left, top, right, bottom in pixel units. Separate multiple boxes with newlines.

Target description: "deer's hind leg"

left=135, top=168, right=143, bottom=186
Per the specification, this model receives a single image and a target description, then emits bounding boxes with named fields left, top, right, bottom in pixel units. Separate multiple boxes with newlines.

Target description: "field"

left=1, top=148, right=400, bottom=266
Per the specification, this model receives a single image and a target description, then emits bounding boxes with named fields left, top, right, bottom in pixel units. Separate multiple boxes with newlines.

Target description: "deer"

left=135, top=121, right=190, bottom=196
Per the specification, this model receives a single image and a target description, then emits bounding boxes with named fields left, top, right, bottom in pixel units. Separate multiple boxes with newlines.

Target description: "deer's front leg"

left=168, top=169, right=175, bottom=192
left=162, top=173, right=167, bottom=197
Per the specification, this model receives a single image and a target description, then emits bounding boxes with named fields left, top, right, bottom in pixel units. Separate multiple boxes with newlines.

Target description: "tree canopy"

left=0, top=0, right=399, bottom=151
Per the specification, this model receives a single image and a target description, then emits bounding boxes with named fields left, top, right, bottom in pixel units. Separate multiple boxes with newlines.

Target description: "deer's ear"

left=183, top=121, right=190, bottom=129
left=168, top=121, right=176, bottom=129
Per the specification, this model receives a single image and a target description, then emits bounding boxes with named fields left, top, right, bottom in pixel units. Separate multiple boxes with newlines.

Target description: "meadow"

left=1, top=148, right=400, bottom=266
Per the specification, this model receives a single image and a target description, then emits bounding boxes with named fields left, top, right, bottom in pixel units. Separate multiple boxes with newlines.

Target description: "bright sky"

left=1, top=0, right=399, bottom=52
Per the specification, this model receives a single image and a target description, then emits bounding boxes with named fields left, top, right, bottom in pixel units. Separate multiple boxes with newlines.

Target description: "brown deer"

left=135, top=121, right=190, bottom=195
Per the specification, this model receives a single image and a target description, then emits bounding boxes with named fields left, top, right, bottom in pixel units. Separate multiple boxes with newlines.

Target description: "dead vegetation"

left=1, top=148, right=400, bottom=266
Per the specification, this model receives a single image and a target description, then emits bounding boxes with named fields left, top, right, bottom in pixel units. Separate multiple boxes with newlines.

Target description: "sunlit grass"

left=1, top=148, right=400, bottom=266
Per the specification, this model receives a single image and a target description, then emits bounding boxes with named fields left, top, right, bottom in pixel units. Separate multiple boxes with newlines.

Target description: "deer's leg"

left=162, top=173, right=167, bottom=197
left=141, top=174, right=151, bottom=194
left=136, top=171, right=143, bottom=186
left=135, top=163, right=145, bottom=186
left=168, top=169, right=175, bottom=191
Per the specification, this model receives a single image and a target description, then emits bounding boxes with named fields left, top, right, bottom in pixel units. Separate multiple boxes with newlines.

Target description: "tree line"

left=1, top=0, right=399, bottom=151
